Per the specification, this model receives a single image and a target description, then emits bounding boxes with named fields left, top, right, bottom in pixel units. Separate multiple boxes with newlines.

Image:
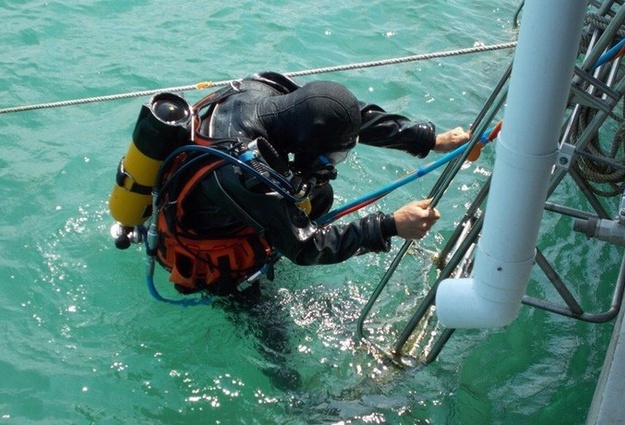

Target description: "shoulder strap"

left=172, top=159, right=227, bottom=236
left=248, top=71, right=301, bottom=94
left=193, top=82, right=242, bottom=114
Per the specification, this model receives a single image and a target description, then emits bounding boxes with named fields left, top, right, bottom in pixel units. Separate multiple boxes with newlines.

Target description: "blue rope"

left=592, top=38, right=625, bottom=70
left=317, top=141, right=470, bottom=224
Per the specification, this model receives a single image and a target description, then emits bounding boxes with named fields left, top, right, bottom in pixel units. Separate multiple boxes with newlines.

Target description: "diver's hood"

left=256, top=81, right=361, bottom=170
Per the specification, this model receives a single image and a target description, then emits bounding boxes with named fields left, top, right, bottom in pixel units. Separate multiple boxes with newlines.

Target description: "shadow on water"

left=199, top=252, right=466, bottom=423
left=212, top=282, right=304, bottom=393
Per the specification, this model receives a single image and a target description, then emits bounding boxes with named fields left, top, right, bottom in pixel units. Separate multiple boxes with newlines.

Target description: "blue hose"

left=146, top=273, right=212, bottom=306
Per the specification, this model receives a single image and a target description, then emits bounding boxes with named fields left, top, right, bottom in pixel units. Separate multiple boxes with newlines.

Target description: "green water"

left=0, top=1, right=619, bottom=424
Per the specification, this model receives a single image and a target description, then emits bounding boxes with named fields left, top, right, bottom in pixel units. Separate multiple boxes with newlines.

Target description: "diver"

left=147, top=71, right=470, bottom=297
left=108, top=71, right=469, bottom=391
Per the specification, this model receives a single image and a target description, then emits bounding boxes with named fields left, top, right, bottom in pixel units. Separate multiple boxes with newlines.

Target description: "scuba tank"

left=109, top=92, right=192, bottom=249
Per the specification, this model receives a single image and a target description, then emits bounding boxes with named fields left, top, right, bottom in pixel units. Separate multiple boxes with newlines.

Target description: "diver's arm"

left=290, top=211, right=396, bottom=265
left=357, top=102, right=436, bottom=157
left=204, top=165, right=395, bottom=266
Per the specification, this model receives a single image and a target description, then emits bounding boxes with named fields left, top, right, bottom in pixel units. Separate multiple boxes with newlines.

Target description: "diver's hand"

left=393, top=199, right=441, bottom=240
left=433, top=127, right=470, bottom=152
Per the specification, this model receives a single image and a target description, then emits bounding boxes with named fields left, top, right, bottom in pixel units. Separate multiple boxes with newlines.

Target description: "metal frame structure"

left=356, top=0, right=625, bottom=366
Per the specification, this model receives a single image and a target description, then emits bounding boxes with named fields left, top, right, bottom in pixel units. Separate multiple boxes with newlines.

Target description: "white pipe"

left=435, top=0, right=588, bottom=329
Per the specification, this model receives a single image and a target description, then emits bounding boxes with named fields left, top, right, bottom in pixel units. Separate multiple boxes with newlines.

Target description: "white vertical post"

left=435, top=0, right=588, bottom=328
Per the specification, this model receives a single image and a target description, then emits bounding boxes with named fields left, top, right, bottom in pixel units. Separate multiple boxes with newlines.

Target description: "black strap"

left=115, top=159, right=152, bottom=195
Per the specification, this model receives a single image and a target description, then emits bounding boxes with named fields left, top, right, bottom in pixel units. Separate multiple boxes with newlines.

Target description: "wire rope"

left=0, top=42, right=516, bottom=115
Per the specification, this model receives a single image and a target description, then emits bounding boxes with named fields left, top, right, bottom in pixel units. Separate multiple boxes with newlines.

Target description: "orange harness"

left=156, top=157, right=272, bottom=293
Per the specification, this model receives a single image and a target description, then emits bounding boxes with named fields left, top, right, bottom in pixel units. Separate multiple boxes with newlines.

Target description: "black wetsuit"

left=180, top=72, right=436, bottom=277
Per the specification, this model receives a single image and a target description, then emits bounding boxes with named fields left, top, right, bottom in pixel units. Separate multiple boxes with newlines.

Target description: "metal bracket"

left=556, top=142, right=576, bottom=170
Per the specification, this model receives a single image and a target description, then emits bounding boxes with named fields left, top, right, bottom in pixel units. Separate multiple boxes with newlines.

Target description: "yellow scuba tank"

left=109, top=92, right=191, bottom=246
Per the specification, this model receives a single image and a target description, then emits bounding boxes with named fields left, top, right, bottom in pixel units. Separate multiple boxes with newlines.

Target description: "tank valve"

left=110, top=223, right=143, bottom=250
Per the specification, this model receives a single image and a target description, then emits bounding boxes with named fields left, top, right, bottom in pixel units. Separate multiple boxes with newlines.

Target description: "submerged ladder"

left=356, top=0, right=625, bottom=367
